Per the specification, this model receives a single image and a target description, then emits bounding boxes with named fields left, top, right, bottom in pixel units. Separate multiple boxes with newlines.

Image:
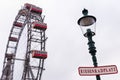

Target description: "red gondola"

left=32, top=22, right=47, bottom=30
left=13, top=22, right=23, bottom=27
left=24, top=3, right=42, bottom=14
left=31, top=50, right=47, bottom=59
left=9, top=37, right=18, bottom=42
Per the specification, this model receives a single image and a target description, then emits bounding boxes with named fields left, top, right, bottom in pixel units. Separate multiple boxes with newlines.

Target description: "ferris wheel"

left=0, top=3, right=48, bottom=80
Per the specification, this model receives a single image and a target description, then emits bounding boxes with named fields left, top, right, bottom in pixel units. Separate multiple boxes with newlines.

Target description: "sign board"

left=78, top=65, right=118, bottom=76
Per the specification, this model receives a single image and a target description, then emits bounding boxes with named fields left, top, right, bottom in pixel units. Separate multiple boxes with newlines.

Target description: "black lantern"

left=77, top=9, right=96, bottom=37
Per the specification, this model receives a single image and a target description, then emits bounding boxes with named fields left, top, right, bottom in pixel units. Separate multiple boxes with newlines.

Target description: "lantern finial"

left=82, top=8, right=88, bottom=16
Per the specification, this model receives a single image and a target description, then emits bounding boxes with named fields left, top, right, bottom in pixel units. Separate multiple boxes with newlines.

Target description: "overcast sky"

left=0, top=0, right=120, bottom=80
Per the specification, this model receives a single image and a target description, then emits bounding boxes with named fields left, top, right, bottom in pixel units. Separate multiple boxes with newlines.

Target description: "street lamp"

left=77, top=9, right=101, bottom=80
left=77, top=9, right=96, bottom=37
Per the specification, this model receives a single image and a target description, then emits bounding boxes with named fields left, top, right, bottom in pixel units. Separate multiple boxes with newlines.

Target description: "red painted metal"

left=32, top=22, right=47, bottom=30
left=24, top=3, right=42, bottom=14
left=14, top=22, right=23, bottom=27
left=32, top=50, right=47, bottom=59
left=9, top=37, right=18, bottom=42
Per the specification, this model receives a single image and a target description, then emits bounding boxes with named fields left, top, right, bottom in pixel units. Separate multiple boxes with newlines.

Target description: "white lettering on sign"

left=78, top=65, right=118, bottom=76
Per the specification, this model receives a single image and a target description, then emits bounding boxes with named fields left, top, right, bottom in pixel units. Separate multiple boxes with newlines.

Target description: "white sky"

left=0, top=0, right=120, bottom=80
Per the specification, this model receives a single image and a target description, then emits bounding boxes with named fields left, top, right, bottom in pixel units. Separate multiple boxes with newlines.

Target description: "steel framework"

left=0, top=3, right=47, bottom=80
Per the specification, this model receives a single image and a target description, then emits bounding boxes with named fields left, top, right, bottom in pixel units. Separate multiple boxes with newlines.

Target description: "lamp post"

left=77, top=9, right=101, bottom=80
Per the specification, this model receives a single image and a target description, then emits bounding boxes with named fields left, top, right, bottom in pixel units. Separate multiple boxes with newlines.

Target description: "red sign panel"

left=78, top=65, right=118, bottom=76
